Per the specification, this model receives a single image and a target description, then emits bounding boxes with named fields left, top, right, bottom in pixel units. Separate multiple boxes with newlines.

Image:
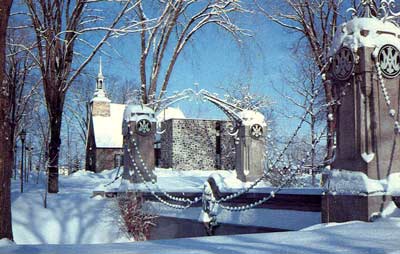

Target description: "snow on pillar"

left=235, top=110, right=266, bottom=182
left=122, top=105, right=157, bottom=183
left=323, top=10, right=400, bottom=222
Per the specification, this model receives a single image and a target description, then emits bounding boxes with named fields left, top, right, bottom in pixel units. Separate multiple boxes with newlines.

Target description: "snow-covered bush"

left=117, top=194, right=157, bottom=241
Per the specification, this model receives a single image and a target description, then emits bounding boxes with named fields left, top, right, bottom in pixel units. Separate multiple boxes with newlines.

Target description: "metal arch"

left=151, top=88, right=246, bottom=134
left=198, top=90, right=243, bottom=122
left=198, top=91, right=244, bottom=134
left=150, top=88, right=196, bottom=111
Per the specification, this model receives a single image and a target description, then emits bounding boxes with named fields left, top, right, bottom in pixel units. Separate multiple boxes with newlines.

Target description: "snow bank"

left=331, top=17, right=400, bottom=55
left=2, top=217, right=400, bottom=254
left=325, top=169, right=400, bottom=195
left=101, top=169, right=272, bottom=193
left=382, top=201, right=400, bottom=218
left=95, top=168, right=320, bottom=195
left=388, top=173, right=400, bottom=196
left=0, top=238, right=14, bottom=247
left=143, top=201, right=320, bottom=231
left=10, top=168, right=129, bottom=245
left=207, top=172, right=264, bottom=191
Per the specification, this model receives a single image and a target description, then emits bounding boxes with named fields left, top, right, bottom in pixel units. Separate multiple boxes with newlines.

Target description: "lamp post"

left=20, top=129, right=26, bottom=193
left=25, top=145, right=33, bottom=183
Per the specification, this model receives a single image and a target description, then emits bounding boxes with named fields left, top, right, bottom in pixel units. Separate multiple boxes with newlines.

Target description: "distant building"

left=85, top=60, right=125, bottom=172
left=85, top=61, right=235, bottom=172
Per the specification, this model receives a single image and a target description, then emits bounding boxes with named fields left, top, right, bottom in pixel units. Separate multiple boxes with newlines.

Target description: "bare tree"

left=257, top=0, right=345, bottom=161
left=0, top=0, right=14, bottom=241
left=31, top=102, right=50, bottom=175
left=276, top=51, right=326, bottom=170
left=107, top=77, right=140, bottom=104
left=220, top=83, right=274, bottom=122
left=134, top=1, right=250, bottom=107
left=64, top=74, right=93, bottom=146
left=6, top=27, right=41, bottom=181
left=24, top=0, right=143, bottom=193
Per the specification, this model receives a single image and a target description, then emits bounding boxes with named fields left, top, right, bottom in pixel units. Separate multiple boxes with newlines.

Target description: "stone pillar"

left=324, top=18, right=400, bottom=222
left=122, top=105, right=157, bottom=183
left=235, top=111, right=266, bottom=182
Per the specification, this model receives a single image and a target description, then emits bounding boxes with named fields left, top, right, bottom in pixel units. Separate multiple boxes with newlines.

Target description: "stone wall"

left=220, top=122, right=236, bottom=170
left=95, top=148, right=123, bottom=173
left=160, top=119, right=235, bottom=171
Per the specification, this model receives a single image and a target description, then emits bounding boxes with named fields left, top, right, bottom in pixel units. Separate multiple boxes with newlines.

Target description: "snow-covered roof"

left=123, top=104, right=156, bottom=122
left=90, top=89, right=111, bottom=103
left=93, top=103, right=126, bottom=148
left=238, top=110, right=266, bottom=127
left=330, top=17, right=400, bottom=55
left=156, top=107, right=185, bottom=122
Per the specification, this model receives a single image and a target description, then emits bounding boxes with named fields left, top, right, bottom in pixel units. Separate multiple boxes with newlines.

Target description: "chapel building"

left=85, top=60, right=125, bottom=172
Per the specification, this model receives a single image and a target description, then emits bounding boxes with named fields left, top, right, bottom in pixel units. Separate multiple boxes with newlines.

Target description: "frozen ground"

left=2, top=167, right=400, bottom=253
left=97, top=167, right=321, bottom=193
left=2, top=207, right=400, bottom=254
left=9, top=169, right=129, bottom=244
left=143, top=201, right=320, bottom=230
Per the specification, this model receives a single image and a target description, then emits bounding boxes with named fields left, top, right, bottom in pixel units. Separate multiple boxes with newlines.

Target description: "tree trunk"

left=0, top=0, right=14, bottom=241
left=47, top=103, right=63, bottom=193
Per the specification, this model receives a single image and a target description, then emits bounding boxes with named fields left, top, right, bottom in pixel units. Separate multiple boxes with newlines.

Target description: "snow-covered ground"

left=98, top=167, right=321, bottom=193
left=97, top=167, right=322, bottom=230
left=144, top=202, right=320, bottom=230
left=2, top=207, right=400, bottom=254
left=10, top=169, right=129, bottom=244
left=2, top=167, right=400, bottom=253
left=99, top=168, right=267, bottom=192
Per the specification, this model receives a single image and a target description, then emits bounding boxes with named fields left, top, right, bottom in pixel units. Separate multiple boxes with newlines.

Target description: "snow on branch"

left=131, top=0, right=252, bottom=106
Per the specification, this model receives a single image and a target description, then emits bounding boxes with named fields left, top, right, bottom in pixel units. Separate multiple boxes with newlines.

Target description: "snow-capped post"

left=200, top=175, right=222, bottom=235
left=122, top=105, right=157, bottom=183
left=323, top=0, right=400, bottom=223
left=235, top=110, right=267, bottom=182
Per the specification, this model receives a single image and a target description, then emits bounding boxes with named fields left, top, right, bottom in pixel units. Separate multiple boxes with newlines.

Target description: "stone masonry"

left=159, top=119, right=235, bottom=171
left=91, top=101, right=110, bottom=117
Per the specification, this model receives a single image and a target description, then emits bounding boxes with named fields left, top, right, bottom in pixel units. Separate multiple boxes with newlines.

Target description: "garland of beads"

left=128, top=83, right=338, bottom=209
left=127, top=148, right=200, bottom=209
left=373, top=58, right=400, bottom=134
left=219, top=126, right=326, bottom=211
left=216, top=72, right=355, bottom=204
left=215, top=86, right=324, bottom=203
left=128, top=131, right=202, bottom=205
left=125, top=75, right=351, bottom=210
left=128, top=90, right=324, bottom=209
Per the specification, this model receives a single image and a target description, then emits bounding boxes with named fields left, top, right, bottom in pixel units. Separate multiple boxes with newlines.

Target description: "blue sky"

left=87, top=11, right=300, bottom=130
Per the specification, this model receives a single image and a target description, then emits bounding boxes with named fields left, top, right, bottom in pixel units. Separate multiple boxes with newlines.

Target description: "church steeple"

left=92, top=57, right=110, bottom=102
left=96, top=57, right=105, bottom=91
left=91, top=57, right=111, bottom=116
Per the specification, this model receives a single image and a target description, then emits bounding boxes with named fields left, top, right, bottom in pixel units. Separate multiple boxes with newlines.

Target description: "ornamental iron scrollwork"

left=378, top=44, right=400, bottom=78
left=250, top=124, right=263, bottom=139
left=332, top=46, right=355, bottom=81
left=136, top=119, right=152, bottom=135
